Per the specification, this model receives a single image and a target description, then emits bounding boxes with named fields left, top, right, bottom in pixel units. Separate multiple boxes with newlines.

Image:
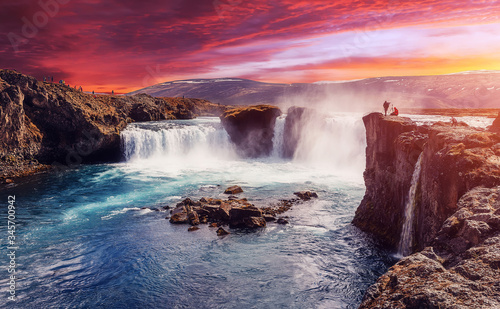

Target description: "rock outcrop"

left=282, top=106, right=321, bottom=158
left=352, top=113, right=423, bottom=248
left=354, top=112, right=500, bottom=308
left=220, top=105, right=281, bottom=157
left=224, top=185, right=243, bottom=194
left=167, top=190, right=317, bottom=231
left=0, top=69, right=228, bottom=182
left=359, top=187, right=500, bottom=309
left=168, top=197, right=266, bottom=229
left=491, top=112, right=500, bottom=132
left=353, top=113, right=500, bottom=250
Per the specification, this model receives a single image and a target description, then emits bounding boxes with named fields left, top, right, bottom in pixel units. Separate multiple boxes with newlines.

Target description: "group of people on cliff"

left=383, top=101, right=398, bottom=116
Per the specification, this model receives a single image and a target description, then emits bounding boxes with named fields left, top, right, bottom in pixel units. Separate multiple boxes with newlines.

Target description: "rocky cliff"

left=220, top=105, right=281, bottom=157
left=354, top=113, right=500, bottom=308
left=491, top=112, right=500, bottom=132
left=0, top=69, right=228, bottom=182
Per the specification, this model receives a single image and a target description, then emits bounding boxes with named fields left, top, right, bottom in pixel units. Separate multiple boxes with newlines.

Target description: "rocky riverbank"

left=354, top=112, right=500, bottom=308
left=0, top=69, right=229, bottom=183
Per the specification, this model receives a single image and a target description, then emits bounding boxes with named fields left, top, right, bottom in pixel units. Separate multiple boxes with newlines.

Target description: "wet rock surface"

left=294, top=191, right=318, bottom=200
left=282, top=106, right=322, bottom=158
left=166, top=190, right=318, bottom=235
left=224, top=185, right=243, bottom=194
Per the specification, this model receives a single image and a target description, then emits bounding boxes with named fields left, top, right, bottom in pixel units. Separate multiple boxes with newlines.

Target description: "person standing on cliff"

left=383, top=101, right=390, bottom=116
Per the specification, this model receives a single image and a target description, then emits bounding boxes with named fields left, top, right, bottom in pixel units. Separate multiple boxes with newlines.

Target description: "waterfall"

left=120, top=114, right=367, bottom=180
left=291, top=113, right=366, bottom=179
left=121, top=119, right=235, bottom=162
left=271, top=115, right=286, bottom=158
left=397, top=153, right=424, bottom=257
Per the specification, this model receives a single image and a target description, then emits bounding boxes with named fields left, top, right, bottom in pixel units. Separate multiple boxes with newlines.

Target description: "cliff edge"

left=354, top=112, right=500, bottom=308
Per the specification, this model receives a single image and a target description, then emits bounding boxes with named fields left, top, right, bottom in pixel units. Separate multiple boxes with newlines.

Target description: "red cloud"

left=0, top=0, right=499, bottom=92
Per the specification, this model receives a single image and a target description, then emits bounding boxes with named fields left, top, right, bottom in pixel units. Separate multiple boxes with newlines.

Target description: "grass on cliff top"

left=222, top=105, right=280, bottom=118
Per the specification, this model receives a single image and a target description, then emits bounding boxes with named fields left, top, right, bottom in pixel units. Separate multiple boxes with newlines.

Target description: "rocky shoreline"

left=354, top=112, right=500, bottom=308
left=0, top=70, right=231, bottom=183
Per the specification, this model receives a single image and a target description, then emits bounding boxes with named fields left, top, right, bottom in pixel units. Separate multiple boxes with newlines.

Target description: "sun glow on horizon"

left=1, top=1, right=500, bottom=93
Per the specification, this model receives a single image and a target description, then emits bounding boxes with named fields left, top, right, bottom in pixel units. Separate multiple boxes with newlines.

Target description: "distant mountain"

left=128, top=78, right=295, bottom=106
left=128, top=72, right=500, bottom=109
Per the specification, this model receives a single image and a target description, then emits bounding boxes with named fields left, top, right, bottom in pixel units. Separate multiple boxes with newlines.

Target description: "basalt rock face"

left=352, top=113, right=424, bottom=248
left=359, top=187, right=500, bottom=309
left=355, top=113, right=500, bottom=308
left=353, top=113, right=500, bottom=251
left=491, top=112, right=500, bottom=132
left=0, top=69, right=227, bottom=181
left=220, top=105, right=281, bottom=157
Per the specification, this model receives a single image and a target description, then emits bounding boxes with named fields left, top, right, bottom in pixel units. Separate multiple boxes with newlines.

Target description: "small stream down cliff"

left=397, top=152, right=424, bottom=257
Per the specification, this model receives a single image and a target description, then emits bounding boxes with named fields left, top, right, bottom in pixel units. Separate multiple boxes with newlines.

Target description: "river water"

left=6, top=113, right=487, bottom=308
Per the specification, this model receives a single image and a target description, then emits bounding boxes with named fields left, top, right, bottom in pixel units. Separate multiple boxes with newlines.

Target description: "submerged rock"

left=293, top=191, right=318, bottom=200
left=216, top=227, right=230, bottom=236
left=276, top=217, right=289, bottom=225
left=220, top=105, right=281, bottom=157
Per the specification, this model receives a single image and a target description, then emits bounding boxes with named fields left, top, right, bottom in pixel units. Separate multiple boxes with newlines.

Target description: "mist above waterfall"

left=121, top=112, right=367, bottom=181
left=291, top=112, right=366, bottom=178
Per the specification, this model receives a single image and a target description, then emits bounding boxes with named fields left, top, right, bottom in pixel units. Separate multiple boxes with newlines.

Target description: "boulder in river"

left=224, top=185, right=243, bottom=194
left=293, top=191, right=318, bottom=200
left=220, top=105, right=281, bottom=157
left=216, top=227, right=230, bottom=236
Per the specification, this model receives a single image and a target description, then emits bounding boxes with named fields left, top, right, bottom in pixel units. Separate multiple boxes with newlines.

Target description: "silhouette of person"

left=383, top=101, right=390, bottom=116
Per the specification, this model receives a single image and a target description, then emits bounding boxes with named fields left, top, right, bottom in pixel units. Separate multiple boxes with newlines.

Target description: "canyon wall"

left=354, top=112, right=500, bottom=308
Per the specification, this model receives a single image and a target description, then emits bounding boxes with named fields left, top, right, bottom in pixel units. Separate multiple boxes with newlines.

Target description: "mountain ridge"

left=129, top=71, right=500, bottom=109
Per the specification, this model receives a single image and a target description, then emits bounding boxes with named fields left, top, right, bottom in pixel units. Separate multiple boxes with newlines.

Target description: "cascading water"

left=121, top=118, right=236, bottom=162
left=271, top=115, right=286, bottom=158
left=121, top=114, right=367, bottom=180
left=397, top=153, right=424, bottom=257
left=291, top=113, right=367, bottom=180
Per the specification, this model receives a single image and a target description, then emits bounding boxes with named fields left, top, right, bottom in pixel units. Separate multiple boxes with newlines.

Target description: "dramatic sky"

left=1, top=0, right=500, bottom=93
